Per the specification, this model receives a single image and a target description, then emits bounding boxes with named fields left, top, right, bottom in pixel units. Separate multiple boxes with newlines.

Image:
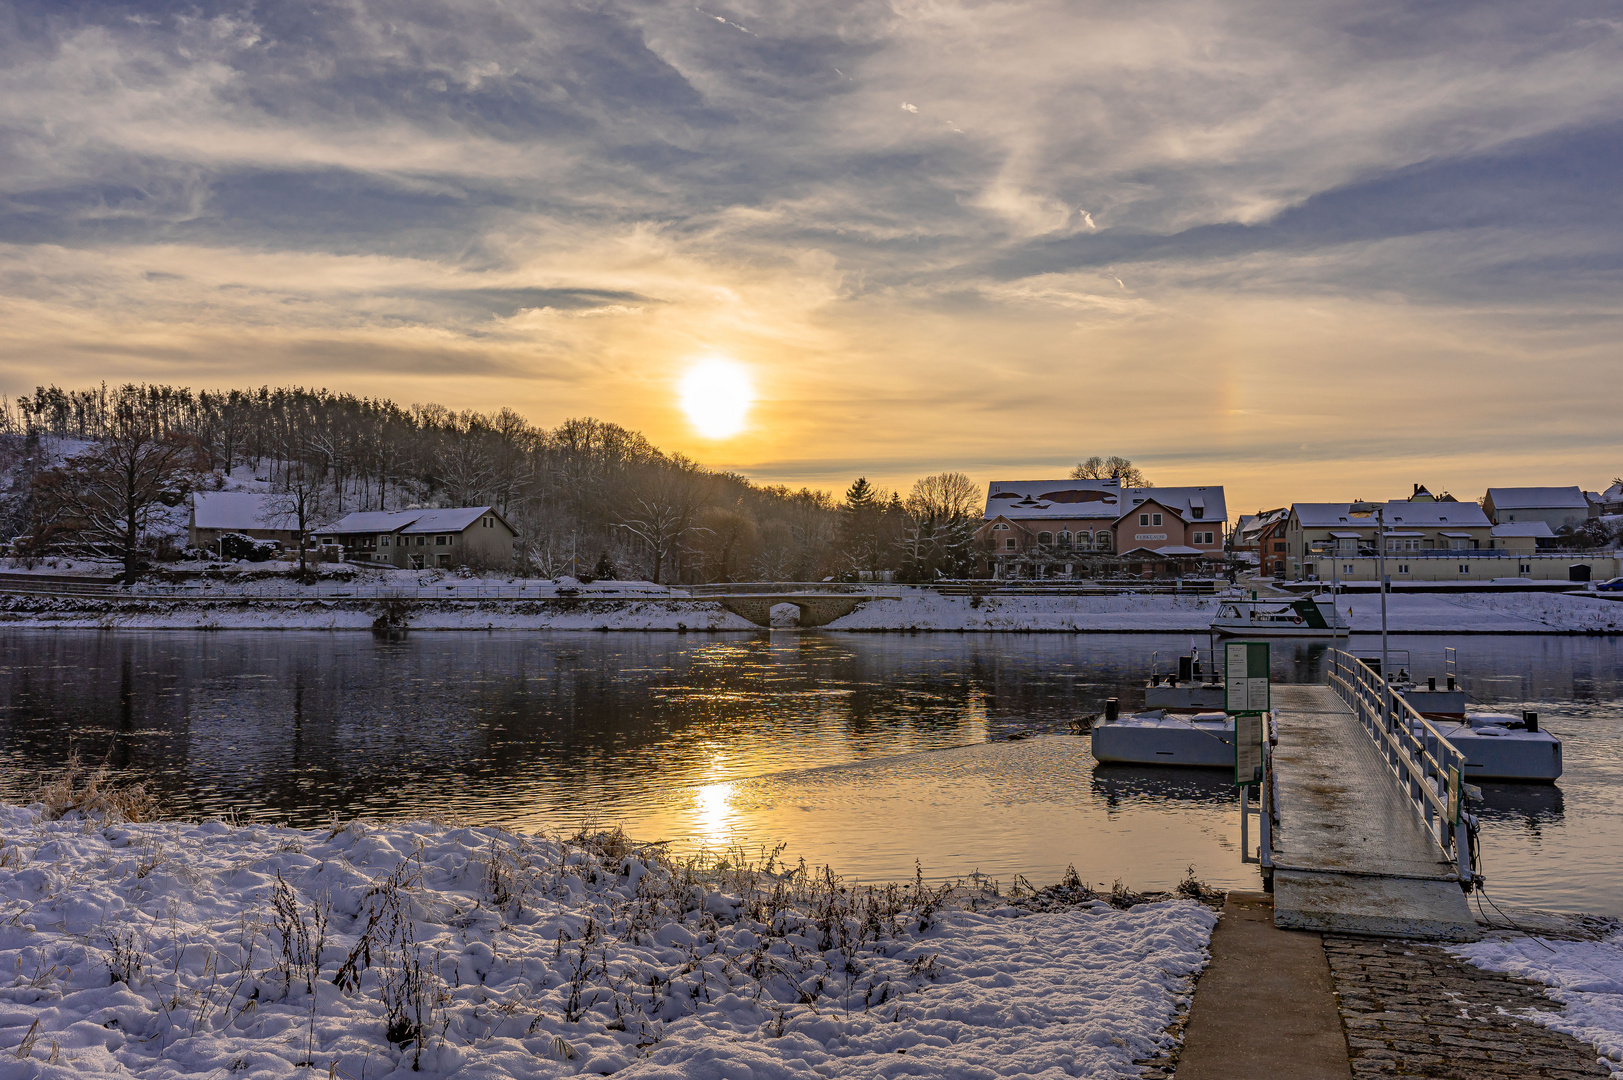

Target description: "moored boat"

left=1210, top=595, right=1348, bottom=637
left=1090, top=709, right=1237, bottom=768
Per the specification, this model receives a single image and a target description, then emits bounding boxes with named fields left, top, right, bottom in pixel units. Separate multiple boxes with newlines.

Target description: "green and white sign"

left=1225, top=641, right=1271, bottom=713
left=1234, top=713, right=1264, bottom=787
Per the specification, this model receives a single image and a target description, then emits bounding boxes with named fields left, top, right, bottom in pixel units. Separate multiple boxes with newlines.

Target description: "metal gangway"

left=1324, top=648, right=1479, bottom=887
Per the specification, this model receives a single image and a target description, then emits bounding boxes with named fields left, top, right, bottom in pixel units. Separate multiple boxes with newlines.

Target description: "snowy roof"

left=1491, top=521, right=1555, bottom=538
left=1118, top=544, right=1206, bottom=557
left=1291, top=501, right=1490, bottom=529
left=1603, top=481, right=1622, bottom=501
left=322, top=506, right=499, bottom=536
left=983, top=479, right=1227, bottom=523
left=192, top=492, right=297, bottom=531
left=1485, top=486, right=1588, bottom=510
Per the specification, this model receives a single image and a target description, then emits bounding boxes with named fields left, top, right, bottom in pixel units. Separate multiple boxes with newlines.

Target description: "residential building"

left=1482, top=487, right=1594, bottom=531
left=973, top=478, right=1227, bottom=578
left=1587, top=481, right=1622, bottom=516
left=1285, top=492, right=1492, bottom=580
left=189, top=492, right=301, bottom=552
left=1488, top=521, right=1555, bottom=554
left=1295, top=551, right=1617, bottom=584
left=315, top=507, right=519, bottom=569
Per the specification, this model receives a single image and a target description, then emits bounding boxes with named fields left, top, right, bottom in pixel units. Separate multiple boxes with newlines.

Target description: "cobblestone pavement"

left=1325, top=935, right=1612, bottom=1078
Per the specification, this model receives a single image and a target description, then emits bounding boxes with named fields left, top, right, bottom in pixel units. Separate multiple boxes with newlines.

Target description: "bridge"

left=707, top=593, right=891, bottom=628
left=1259, top=651, right=1481, bottom=941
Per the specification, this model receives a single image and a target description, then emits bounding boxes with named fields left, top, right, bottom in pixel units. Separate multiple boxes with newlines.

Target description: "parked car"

left=1596, top=577, right=1623, bottom=592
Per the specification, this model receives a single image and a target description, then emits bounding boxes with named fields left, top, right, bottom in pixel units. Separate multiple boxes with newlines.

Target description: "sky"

left=1, top=0, right=1621, bottom=516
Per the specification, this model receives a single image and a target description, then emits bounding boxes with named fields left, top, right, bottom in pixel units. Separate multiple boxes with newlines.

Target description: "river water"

left=0, top=630, right=1618, bottom=914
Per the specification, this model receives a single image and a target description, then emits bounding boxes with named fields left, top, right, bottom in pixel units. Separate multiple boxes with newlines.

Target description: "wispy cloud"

left=1, top=0, right=1621, bottom=509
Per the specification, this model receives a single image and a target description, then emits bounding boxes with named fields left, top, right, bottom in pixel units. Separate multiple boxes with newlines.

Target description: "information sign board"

left=1447, top=765, right=1461, bottom=825
left=1234, top=713, right=1264, bottom=787
left=1225, top=641, right=1271, bottom=714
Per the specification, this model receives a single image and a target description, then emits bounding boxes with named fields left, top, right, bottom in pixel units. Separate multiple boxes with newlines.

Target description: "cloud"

left=1, top=0, right=1621, bottom=512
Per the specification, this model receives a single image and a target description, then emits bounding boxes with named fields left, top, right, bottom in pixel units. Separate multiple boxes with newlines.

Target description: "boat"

left=1391, top=656, right=1562, bottom=782
left=1090, top=708, right=1237, bottom=768
left=1421, top=713, right=1562, bottom=782
left=1395, top=680, right=1561, bottom=782
left=1210, top=595, right=1349, bottom=637
left=1143, top=649, right=1226, bottom=711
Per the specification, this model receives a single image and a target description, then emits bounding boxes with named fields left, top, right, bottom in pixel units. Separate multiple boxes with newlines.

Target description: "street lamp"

left=1349, top=498, right=1390, bottom=692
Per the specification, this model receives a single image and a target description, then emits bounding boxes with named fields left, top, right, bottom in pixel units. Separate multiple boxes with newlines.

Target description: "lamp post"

left=1350, top=499, right=1391, bottom=708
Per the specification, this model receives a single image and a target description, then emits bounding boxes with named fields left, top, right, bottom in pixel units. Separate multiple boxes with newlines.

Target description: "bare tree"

left=32, top=393, right=204, bottom=582
left=1070, top=455, right=1151, bottom=487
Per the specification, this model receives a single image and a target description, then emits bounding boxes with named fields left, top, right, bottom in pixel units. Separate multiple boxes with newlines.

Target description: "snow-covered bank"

left=3, top=588, right=1616, bottom=633
left=0, top=596, right=756, bottom=631
left=826, top=590, right=1623, bottom=634
left=0, top=806, right=1216, bottom=1079
left=1453, top=931, right=1623, bottom=1077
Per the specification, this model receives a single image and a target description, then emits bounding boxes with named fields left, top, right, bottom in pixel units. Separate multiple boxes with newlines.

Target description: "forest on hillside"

left=0, top=384, right=983, bottom=584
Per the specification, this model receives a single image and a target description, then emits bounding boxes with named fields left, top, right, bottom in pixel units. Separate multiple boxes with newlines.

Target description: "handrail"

left=1326, top=649, right=1478, bottom=886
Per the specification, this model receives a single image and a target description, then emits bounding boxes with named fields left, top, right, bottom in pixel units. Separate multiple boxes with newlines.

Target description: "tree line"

left=0, top=385, right=987, bottom=583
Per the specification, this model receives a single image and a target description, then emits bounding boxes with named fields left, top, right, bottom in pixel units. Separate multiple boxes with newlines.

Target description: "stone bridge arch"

left=715, top=595, right=872, bottom=628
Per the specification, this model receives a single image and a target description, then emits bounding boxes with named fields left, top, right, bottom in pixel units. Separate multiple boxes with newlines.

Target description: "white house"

left=189, top=492, right=300, bottom=551
left=1481, top=487, right=1593, bottom=531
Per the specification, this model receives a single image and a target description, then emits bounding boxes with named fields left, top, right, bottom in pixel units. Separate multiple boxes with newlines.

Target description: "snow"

left=1452, top=931, right=1623, bottom=1077
left=826, top=590, right=1623, bottom=633
left=0, top=806, right=1216, bottom=1079
left=2, top=584, right=1619, bottom=632
left=192, top=493, right=297, bottom=532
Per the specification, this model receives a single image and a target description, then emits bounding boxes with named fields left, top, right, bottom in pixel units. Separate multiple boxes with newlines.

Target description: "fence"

left=1326, top=649, right=1478, bottom=885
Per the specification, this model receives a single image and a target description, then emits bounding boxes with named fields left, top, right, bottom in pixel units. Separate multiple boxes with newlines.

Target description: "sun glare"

left=678, top=358, right=754, bottom=439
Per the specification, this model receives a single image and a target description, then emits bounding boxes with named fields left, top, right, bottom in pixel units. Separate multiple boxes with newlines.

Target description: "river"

left=0, top=629, right=1618, bottom=914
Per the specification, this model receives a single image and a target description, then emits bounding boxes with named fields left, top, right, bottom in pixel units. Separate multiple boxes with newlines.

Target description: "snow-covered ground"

left=1, top=579, right=1619, bottom=632
left=826, top=590, right=1623, bottom=634
left=0, top=806, right=1216, bottom=1079
left=1453, top=931, right=1623, bottom=1077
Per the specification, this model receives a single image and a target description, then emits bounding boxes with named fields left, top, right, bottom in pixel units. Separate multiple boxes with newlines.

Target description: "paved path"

left=1171, top=892, right=1352, bottom=1080
left=1269, top=684, right=1477, bottom=940
left=1325, top=935, right=1612, bottom=1078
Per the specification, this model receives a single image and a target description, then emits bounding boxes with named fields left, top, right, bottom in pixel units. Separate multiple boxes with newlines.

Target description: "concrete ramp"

left=1269, top=684, right=1477, bottom=941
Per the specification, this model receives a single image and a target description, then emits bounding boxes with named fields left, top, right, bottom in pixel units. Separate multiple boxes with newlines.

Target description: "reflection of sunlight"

left=694, top=781, right=737, bottom=847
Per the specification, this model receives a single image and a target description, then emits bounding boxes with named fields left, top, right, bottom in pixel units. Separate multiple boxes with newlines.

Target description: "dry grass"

left=27, top=752, right=158, bottom=823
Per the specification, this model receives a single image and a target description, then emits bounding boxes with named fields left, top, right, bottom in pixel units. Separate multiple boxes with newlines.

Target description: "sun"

left=678, top=357, right=754, bottom=439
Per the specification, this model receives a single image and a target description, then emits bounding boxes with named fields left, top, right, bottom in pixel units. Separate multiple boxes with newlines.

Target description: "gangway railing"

left=1327, top=649, right=1479, bottom=887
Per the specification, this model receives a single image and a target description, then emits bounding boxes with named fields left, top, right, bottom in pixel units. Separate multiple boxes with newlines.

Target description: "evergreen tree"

left=592, top=551, right=618, bottom=580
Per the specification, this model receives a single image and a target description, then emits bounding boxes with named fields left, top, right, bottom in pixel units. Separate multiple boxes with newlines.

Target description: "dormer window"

left=1191, top=507, right=1204, bottom=519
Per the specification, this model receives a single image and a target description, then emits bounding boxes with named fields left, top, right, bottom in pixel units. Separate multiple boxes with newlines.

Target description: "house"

left=1488, top=521, right=1555, bottom=555
left=314, top=507, right=519, bottom=569
left=1482, top=487, right=1594, bottom=531
left=1285, top=493, right=1493, bottom=580
left=189, top=492, right=301, bottom=552
left=1587, top=481, right=1622, bottom=516
left=973, top=479, right=1227, bottom=578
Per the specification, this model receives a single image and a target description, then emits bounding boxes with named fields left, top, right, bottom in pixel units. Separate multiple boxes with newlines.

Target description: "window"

left=379, top=537, right=388, bottom=548
left=1152, top=513, right=1163, bottom=526
left=417, top=536, right=426, bottom=546
left=1037, top=531, right=1053, bottom=546
left=1139, top=513, right=1150, bottom=526
left=1194, top=531, right=1214, bottom=545
left=1005, top=538, right=1016, bottom=550
left=1398, top=564, right=1409, bottom=574
left=992, top=523, right=1009, bottom=531
left=1191, top=507, right=1204, bottom=519
left=436, top=536, right=447, bottom=546
left=1344, top=564, right=1354, bottom=574
left=1459, top=564, right=1470, bottom=574
left=1273, top=541, right=1285, bottom=552
left=1519, top=563, right=1531, bottom=574
left=483, top=516, right=493, bottom=528
left=1057, top=530, right=1071, bottom=548
left=1096, top=533, right=1112, bottom=551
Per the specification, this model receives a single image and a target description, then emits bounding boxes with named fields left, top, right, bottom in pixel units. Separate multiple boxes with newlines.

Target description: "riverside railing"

left=118, top=582, right=683, bottom=601
left=1327, top=649, right=1479, bottom=886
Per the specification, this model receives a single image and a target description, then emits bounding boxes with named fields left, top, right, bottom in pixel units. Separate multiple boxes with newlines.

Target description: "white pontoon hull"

left=1091, top=713, right=1235, bottom=768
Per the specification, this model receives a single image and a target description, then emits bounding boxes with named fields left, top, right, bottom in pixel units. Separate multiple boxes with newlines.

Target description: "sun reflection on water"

left=693, top=780, right=737, bottom=847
